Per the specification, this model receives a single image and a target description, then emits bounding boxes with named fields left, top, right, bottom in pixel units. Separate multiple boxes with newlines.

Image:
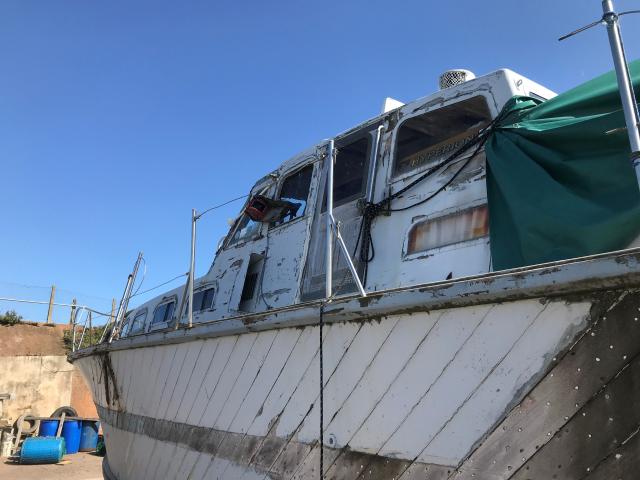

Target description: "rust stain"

left=97, top=352, right=122, bottom=411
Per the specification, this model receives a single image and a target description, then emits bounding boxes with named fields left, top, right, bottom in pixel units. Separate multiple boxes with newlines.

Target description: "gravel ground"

left=0, top=452, right=103, bottom=480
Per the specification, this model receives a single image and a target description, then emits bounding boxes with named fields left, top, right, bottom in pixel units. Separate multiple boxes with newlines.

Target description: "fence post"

left=88, top=311, right=92, bottom=346
left=69, top=298, right=77, bottom=325
left=46, top=285, right=56, bottom=324
left=110, top=298, right=116, bottom=324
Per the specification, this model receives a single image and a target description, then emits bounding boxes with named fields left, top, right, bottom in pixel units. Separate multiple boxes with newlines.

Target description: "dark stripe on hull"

left=96, top=405, right=451, bottom=479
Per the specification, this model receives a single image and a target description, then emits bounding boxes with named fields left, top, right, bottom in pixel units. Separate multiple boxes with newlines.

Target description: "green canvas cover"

left=486, top=60, right=640, bottom=270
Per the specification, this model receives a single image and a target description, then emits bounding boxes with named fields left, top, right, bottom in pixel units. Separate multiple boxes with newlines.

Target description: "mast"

left=560, top=0, right=640, bottom=188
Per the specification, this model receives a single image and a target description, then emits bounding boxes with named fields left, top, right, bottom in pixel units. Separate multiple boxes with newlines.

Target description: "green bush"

left=0, top=310, right=23, bottom=325
left=63, top=326, right=105, bottom=352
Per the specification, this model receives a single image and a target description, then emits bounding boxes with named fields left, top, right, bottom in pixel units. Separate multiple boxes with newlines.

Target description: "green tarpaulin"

left=486, top=60, right=640, bottom=270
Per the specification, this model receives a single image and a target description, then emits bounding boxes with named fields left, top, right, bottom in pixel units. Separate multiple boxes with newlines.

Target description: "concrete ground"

left=0, top=452, right=103, bottom=480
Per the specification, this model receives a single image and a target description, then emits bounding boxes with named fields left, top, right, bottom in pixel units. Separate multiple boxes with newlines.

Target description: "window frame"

left=402, top=201, right=490, bottom=259
left=390, top=93, right=494, bottom=184
left=128, top=308, right=148, bottom=336
left=192, top=286, right=216, bottom=314
left=321, top=134, right=372, bottom=212
left=270, top=163, right=315, bottom=230
left=120, top=311, right=133, bottom=337
left=147, top=296, right=178, bottom=332
left=224, top=181, right=276, bottom=250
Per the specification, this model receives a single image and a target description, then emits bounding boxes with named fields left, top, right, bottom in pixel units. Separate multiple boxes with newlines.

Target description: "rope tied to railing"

left=355, top=106, right=510, bottom=283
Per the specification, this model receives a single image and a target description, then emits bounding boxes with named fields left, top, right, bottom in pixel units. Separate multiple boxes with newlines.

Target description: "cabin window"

left=272, top=164, right=314, bottom=227
left=193, top=287, right=215, bottom=312
left=129, top=309, right=147, bottom=334
left=150, top=300, right=176, bottom=327
left=120, top=312, right=132, bottom=336
left=394, top=96, right=491, bottom=177
left=406, top=204, right=489, bottom=255
left=229, top=214, right=261, bottom=246
left=323, top=136, right=370, bottom=210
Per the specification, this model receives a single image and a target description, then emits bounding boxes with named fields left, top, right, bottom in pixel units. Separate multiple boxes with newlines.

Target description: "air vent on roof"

left=439, top=69, right=476, bottom=90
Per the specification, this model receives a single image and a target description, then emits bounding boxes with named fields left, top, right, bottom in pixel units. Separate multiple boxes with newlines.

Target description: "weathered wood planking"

left=216, top=329, right=304, bottom=478
left=165, top=340, right=205, bottom=420
left=76, top=291, right=633, bottom=480
left=275, top=322, right=361, bottom=438
left=187, top=335, right=238, bottom=425
left=349, top=304, right=494, bottom=456
left=199, top=333, right=258, bottom=428
left=297, top=317, right=399, bottom=443
left=204, top=331, right=279, bottom=475
left=230, top=329, right=302, bottom=433
left=454, top=291, right=640, bottom=480
left=324, top=311, right=442, bottom=448
left=422, top=300, right=589, bottom=465
left=247, top=326, right=321, bottom=437
left=510, top=356, right=640, bottom=479
left=382, top=300, right=545, bottom=462
left=215, top=331, right=277, bottom=430
left=174, top=337, right=220, bottom=424
left=584, top=427, right=640, bottom=480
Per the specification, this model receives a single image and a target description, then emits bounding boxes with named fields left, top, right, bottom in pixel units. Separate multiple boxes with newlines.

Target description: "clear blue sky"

left=2, top=0, right=639, bottom=323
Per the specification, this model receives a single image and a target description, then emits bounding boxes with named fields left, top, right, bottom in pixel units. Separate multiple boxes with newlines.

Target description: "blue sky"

left=1, top=0, right=639, bottom=323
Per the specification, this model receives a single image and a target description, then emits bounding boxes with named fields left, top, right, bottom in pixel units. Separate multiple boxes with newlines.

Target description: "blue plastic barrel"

left=39, top=419, right=59, bottom=437
left=61, top=420, right=81, bottom=454
left=20, top=437, right=66, bottom=464
left=79, top=420, right=100, bottom=451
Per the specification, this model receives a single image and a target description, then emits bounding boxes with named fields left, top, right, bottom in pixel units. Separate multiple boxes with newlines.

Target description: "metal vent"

left=439, top=69, right=476, bottom=90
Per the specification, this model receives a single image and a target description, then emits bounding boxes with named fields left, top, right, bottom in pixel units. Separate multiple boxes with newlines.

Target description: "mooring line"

left=319, top=303, right=325, bottom=479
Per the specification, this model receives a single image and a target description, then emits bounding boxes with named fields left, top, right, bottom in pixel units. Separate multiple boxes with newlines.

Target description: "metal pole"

left=46, top=285, right=55, bottom=324
left=69, top=298, right=77, bottom=325
left=366, top=126, right=384, bottom=204
left=107, top=251, right=143, bottom=342
left=330, top=215, right=367, bottom=297
left=602, top=0, right=640, bottom=180
left=325, top=141, right=335, bottom=299
left=110, top=298, right=116, bottom=325
left=188, top=208, right=197, bottom=328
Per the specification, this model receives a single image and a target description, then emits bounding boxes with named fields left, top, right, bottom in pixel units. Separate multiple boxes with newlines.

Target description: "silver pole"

left=325, top=141, right=335, bottom=299
left=107, top=251, right=142, bottom=342
left=330, top=214, right=367, bottom=297
left=602, top=0, right=640, bottom=180
left=366, top=126, right=384, bottom=204
left=188, top=208, right=197, bottom=328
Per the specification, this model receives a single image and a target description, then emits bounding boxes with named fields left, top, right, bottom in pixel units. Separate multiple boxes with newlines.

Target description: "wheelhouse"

left=121, top=68, right=556, bottom=336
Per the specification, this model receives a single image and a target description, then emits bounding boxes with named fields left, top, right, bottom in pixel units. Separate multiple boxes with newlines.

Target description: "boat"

left=69, top=43, right=640, bottom=480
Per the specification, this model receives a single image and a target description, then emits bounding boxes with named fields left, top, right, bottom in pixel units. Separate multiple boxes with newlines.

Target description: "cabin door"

left=300, top=130, right=378, bottom=300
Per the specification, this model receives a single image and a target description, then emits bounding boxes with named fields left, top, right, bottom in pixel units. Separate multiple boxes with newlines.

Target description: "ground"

left=0, top=451, right=103, bottom=480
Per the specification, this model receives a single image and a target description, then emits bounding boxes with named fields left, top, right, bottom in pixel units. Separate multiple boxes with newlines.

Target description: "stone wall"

left=0, top=322, right=97, bottom=424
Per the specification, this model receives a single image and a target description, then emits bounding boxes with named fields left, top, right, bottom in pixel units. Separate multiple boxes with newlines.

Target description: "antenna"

left=559, top=1, right=640, bottom=188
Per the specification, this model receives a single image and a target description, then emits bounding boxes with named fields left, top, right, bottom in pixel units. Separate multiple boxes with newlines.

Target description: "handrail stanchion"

left=324, top=140, right=367, bottom=299
left=107, top=252, right=143, bottom=343
left=325, top=141, right=335, bottom=299
left=188, top=209, right=197, bottom=328
left=76, top=308, right=88, bottom=350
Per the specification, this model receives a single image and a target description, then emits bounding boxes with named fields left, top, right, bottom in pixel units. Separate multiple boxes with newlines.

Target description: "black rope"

left=356, top=108, right=508, bottom=281
left=319, top=304, right=325, bottom=479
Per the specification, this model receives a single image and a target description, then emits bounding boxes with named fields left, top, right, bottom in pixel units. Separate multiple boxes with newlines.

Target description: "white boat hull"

left=78, top=290, right=632, bottom=479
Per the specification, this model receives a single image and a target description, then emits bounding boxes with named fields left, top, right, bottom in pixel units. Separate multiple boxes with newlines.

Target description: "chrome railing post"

left=188, top=208, right=197, bottom=328
left=325, top=141, right=335, bottom=299
left=107, top=252, right=143, bottom=342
